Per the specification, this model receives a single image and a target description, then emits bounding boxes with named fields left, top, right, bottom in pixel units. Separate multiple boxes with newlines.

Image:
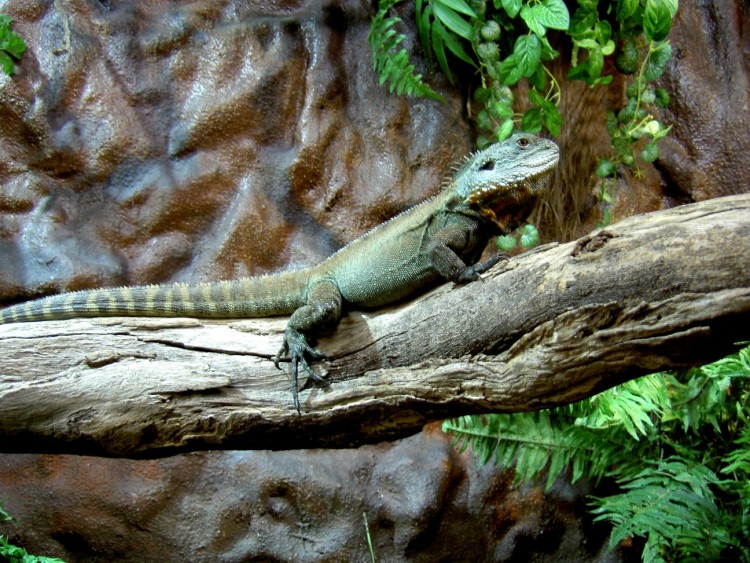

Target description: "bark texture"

left=2, top=194, right=749, bottom=456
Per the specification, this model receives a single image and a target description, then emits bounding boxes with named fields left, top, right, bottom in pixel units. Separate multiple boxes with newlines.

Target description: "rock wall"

left=0, top=0, right=748, bottom=560
left=0, top=424, right=628, bottom=562
left=0, top=0, right=470, bottom=302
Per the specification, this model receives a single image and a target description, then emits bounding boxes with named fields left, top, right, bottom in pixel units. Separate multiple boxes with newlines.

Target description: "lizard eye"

left=517, top=136, right=530, bottom=148
left=479, top=160, right=495, bottom=171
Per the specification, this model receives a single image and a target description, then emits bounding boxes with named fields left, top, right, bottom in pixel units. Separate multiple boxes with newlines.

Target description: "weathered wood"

left=1, top=194, right=749, bottom=456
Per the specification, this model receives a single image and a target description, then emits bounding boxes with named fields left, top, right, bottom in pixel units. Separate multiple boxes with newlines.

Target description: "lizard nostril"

left=479, top=160, right=495, bottom=171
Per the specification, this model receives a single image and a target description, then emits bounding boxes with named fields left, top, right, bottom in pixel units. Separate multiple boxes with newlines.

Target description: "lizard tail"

left=0, top=270, right=311, bottom=324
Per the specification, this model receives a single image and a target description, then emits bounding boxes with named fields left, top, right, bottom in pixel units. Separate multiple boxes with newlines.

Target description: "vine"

left=369, top=0, right=679, bottom=227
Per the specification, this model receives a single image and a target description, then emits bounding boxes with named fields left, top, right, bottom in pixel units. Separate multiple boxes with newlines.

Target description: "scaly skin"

left=0, top=133, right=559, bottom=412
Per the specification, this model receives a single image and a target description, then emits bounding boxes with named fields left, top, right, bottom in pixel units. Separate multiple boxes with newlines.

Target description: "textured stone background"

left=0, top=0, right=748, bottom=560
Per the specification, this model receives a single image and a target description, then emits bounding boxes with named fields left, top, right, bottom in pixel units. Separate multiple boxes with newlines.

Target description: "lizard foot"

left=274, top=327, right=327, bottom=414
left=456, top=253, right=507, bottom=282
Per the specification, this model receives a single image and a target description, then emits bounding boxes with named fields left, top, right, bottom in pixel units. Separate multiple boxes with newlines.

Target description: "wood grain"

left=1, top=194, right=749, bottom=456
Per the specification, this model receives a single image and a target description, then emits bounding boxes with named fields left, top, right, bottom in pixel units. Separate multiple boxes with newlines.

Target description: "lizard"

left=0, top=132, right=559, bottom=412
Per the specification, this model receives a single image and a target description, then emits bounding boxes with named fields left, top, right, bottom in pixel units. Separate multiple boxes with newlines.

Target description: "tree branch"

left=1, top=195, right=749, bottom=456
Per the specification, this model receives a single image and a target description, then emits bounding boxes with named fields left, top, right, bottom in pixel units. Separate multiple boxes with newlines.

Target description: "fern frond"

left=591, top=457, right=733, bottom=560
left=368, top=0, right=444, bottom=101
left=443, top=411, right=643, bottom=491
left=574, top=375, right=669, bottom=440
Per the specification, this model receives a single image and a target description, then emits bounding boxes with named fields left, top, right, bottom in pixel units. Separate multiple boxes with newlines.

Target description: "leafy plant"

left=0, top=14, right=26, bottom=75
left=369, top=0, right=444, bottom=100
left=444, top=343, right=750, bottom=561
left=0, top=502, right=66, bottom=563
left=368, top=1, right=679, bottom=227
left=496, top=223, right=539, bottom=251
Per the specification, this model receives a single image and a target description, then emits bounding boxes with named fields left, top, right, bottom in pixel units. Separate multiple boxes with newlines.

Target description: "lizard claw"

left=274, top=327, right=327, bottom=414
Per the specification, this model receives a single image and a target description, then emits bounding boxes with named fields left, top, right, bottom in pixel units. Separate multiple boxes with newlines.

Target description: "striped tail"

left=0, top=270, right=312, bottom=324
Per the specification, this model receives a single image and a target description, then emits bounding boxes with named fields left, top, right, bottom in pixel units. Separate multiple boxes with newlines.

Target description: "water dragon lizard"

left=0, top=133, right=559, bottom=412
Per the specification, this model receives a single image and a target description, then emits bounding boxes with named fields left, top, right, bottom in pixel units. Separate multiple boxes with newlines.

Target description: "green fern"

left=445, top=343, right=750, bottom=561
left=368, top=0, right=444, bottom=101
left=444, top=409, right=643, bottom=491
left=591, top=458, right=731, bottom=561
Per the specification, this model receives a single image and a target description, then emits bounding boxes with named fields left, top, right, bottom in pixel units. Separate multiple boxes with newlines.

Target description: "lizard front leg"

left=274, top=279, right=342, bottom=413
left=427, top=223, right=505, bottom=283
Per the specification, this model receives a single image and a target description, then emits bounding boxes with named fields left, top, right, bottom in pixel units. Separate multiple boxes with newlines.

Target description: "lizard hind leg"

left=273, top=279, right=343, bottom=413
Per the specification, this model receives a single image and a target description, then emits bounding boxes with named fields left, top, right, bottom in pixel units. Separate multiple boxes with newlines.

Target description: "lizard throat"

left=467, top=173, right=552, bottom=230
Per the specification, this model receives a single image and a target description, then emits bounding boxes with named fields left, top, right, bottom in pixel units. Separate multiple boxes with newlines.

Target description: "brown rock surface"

left=0, top=0, right=470, bottom=303
left=0, top=424, right=626, bottom=562
left=0, top=0, right=748, bottom=560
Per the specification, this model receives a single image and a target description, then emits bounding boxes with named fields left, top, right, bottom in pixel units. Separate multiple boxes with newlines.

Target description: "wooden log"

left=1, top=194, right=749, bottom=456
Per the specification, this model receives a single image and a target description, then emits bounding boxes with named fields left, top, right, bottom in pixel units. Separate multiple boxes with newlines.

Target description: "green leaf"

left=543, top=104, right=562, bottom=137
left=433, top=0, right=474, bottom=40
left=528, top=63, right=547, bottom=90
left=615, top=37, right=639, bottom=74
left=496, top=118, right=514, bottom=141
left=538, top=35, right=559, bottom=61
left=3, top=31, right=26, bottom=58
left=644, top=41, right=672, bottom=81
left=0, top=14, right=26, bottom=75
left=0, top=51, right=14, bottom=75
left=489, top=100, right=513, bottom=121
left=442, top=25, right=477, bottom=66
left=531, top=0, right=570, bottom=30
left=596, top=159, right=617, bottom=177
left=641, top=88, right=656, bottom=104
left=616, top=0, right=639, bottom=21
left=430, top=19, right=454, bottom=83
left=654, top=87, right=670, bottom=107
left=436, top=0, right=477, bottom=18
left=577, top=0, right=598, bottom=10
left=498, top=54, right=523, bottom=85
left=605, top=111, right=617, bottom=135
left=494, top=84, right=514, bottom=106
left=417, top=1, right=433, bottom=65
left=368, top=2, right=445, bottom=100
left=641, top=142, right=659, bottom=163
left=644, top=0, right=673, bottom=42
left=520, top=3, right=546, bottom=36
left=594, top=20, right=612, bottom=44
left=585, top=43, right=604, bottom=79
left=527, top=87, right=545, bottom=108
left=521, top=108, right=542, bottom=132
left=473, top=87, right=491, bottom=103
left=520, top=224, right=539, bottom=248
left=480, top=20, right=501, bottom=41
left=514, top=34, right=541, bottom=77
left=568, top=7, right=597, bottom=37
left=496, top=234, right=517, bottom=250
left=501, top=0, right=522, bottom=18
left=477, top=109, right=494, bottom=131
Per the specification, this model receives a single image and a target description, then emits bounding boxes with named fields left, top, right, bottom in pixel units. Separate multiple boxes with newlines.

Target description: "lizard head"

left=454, top=132, right=559, bottom=231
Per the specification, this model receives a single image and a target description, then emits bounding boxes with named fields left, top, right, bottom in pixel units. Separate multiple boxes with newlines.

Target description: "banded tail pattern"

left=0, top=270, right=311, bottom=324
